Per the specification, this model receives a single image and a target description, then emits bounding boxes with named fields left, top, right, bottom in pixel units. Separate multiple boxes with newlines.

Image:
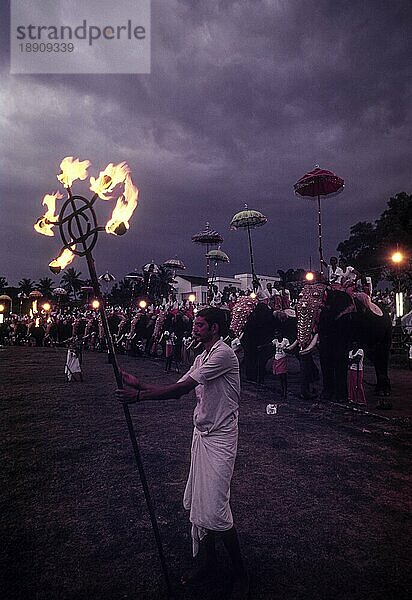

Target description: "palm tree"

left=61, top=268, right=84, bottom=300
left=0, top=276, right=8, bottom=293
left=18, top=278, right=36, bottom=295
left=109, top=278, right=136, bottom=307
left=37, top=277, right=54, bottom=299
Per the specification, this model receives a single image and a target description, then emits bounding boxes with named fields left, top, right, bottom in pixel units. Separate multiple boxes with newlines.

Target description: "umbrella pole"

left=317, top=195, right=324, bottom=275
left=206, top=244, right=210, bottom=279
left=247, top=224, right=258, bottom=292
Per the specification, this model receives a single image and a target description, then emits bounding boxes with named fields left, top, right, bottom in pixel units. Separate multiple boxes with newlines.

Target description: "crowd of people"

left=0, top=260, right=410, bottom=373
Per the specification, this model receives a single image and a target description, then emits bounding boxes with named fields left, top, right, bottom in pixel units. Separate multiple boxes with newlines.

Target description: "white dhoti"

left=183, top=415, right=238, bottom=556
left=65, top=349, right=81, bottom=381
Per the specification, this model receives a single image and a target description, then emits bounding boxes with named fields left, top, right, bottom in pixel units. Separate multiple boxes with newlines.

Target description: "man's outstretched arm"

left=116, top=375, right=198, bottom=403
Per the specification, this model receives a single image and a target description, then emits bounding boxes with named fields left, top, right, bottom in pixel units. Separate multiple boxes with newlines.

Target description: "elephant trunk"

left=300, top=332, right=319, bottom=355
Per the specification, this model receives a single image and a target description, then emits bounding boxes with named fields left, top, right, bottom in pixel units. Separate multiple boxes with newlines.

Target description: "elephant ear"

left=326, top=288, right=355, bottom=318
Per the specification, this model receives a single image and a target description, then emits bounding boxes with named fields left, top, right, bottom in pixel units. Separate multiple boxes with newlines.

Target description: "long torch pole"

left=67, top=190, right=172, bottom=596
left=86, top=254, right=172, bottom=596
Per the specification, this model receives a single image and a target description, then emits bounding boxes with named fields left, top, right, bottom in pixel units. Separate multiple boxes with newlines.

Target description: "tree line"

left=1, top=192, right=410, bottom=304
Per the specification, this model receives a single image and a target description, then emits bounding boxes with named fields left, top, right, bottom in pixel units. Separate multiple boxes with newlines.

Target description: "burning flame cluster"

left=34, top=157, right=139, bottom=273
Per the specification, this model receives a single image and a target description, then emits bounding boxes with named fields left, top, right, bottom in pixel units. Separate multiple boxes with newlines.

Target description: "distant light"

left=0, top=303, right=4, bottom=313
left=188, top=294, right=196, bottom=303
left=42, top=302, right=51, bottom=312
left=391, top=251, right=404, bottom=264
left=305, top=271, right=315, bottom=281
left=92, top=299, right=100, bottom=310
left=139, top=300, right=147, bottom=309
left=250, top=292, right=257, bottom=299
left=395, top=292, right=404, bottom=318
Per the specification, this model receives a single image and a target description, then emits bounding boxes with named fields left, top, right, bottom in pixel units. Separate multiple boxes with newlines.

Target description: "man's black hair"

left=196, top=307, right=230, bottom=338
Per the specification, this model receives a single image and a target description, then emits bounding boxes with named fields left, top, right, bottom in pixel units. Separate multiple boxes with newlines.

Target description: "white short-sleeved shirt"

left=349, top=348, right=364, bottom=370
left=179, top=339, right=240, bottom=433
left=342, top=266, right=357, bottom=283
left=272, top=338, right=290, bottom=360
left=328, top=265, right=344, bottom=284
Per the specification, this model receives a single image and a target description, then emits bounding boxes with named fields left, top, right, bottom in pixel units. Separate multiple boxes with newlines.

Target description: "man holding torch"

left=115, top=307, right=249, bottom=595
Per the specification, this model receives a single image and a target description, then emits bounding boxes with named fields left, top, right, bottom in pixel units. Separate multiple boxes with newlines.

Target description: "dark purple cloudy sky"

left=0, top=0, right=411, bottom=286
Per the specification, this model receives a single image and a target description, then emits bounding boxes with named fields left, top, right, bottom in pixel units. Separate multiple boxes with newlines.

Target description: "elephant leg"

left=257, top=347, right=271, bottom=384
left=371, top=343, right=391, bottom=397
left=319, top=343, right=335, bottom=400
left=244, top=346, right=258, bottom=382
left=335, top=352, right=349, bottom=402
left=299, top=354, right=318, bottom=399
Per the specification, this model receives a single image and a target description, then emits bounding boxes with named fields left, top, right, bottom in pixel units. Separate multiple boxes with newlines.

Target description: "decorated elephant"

left=231, top=284, right=392, bottom=405
left=293, top=283, right=392, bottom=403
left=230, top=296, right=296, bottom=382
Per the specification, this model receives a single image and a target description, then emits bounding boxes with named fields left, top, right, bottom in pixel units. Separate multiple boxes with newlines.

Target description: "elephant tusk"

left=300, top=333, right=319, bottom=355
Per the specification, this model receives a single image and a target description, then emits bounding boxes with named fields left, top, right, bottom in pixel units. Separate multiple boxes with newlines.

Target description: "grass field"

left=1, top=347, right=411, bottom=599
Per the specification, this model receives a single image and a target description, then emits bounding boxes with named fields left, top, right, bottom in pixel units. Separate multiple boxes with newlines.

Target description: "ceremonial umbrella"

left=206, top=248, right=230, bottom=285
left=98, top=271, right=116, bottom=283
left=80, top=285, right=94, bottom=304
left=143, top=262, right=160, bottom=296
left=17, top=291, right=28, bottom=314
left=29, top=290, right=42, bottom=298
left=98, top=271, right=116, bottom=300
left=230, top=205, right=267, bottom=292
left=163, top=257, right=186, bottom=271
left=29, top=290, right=42, bottom=314
left=125, top=271, right=143, bottom=280
left=143, top=262, right=160, bottom=274
left=192, top=223, right=223, bottom=278
left=163, top=257, right=186, bottom=280
left=125, top=271, right=144, bottom=303
left=294, top=166, right=344, bottom=274
left=0, top=294, right=12, bottom=314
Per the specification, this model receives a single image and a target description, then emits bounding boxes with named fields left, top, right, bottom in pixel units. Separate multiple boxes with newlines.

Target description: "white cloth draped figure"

left=178, top=338, right=240, bottom=556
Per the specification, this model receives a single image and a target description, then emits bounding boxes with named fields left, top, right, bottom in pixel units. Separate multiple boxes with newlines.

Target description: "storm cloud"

left=0, top=0, right=410, bottom=285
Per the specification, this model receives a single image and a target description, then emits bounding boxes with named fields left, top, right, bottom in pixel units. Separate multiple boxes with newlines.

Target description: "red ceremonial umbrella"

left=294, top=166, right=344, bottom=274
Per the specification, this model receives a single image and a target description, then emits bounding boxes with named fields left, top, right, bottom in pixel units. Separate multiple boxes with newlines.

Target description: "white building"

left=174, top=273, right=281, bottom=301
left=174, top=275, right=209, bottom=304
left=233, top=273, right=281, bottom=292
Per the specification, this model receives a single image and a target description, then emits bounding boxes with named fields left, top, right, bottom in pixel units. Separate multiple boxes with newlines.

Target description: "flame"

left=57, top=156, right=91, bottom=188
left=49, top=245, right=76, bottom=274
left=105, top=174, right=138, bottom=235
left=34, top=191, right=63, bottom=236
left=90, top=161, right=130, bottom=200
